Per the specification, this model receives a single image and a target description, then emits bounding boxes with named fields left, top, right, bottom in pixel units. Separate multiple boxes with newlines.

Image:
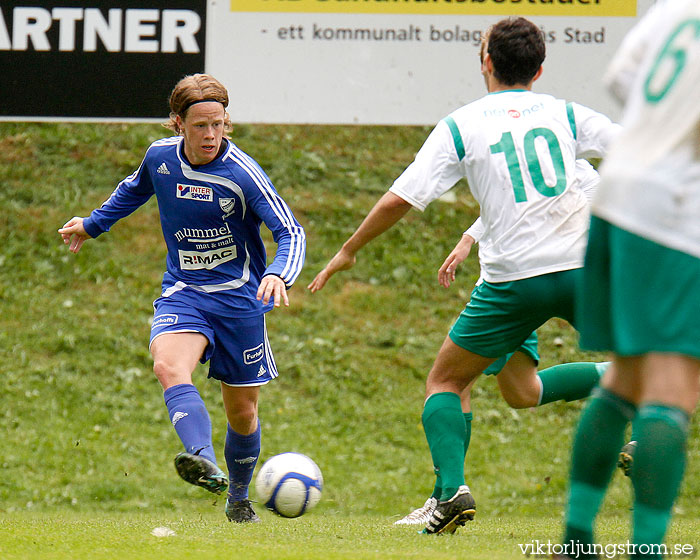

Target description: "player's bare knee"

left=427, top=367, right=478, bottom=397
left=227, top=407, right=258, bottom=434
left=153, top=359, right=186, bottom=387
left=502, top=389, right=538, bottom=409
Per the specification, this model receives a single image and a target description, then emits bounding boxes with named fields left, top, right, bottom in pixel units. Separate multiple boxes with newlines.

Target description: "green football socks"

left=463, top=411, right=473, bottom=458
left=430, top=411, right=472, bottom=500
left=630, top=404, right=689, bottom=559
left=538, top=361, right=609, bottom=405
left=564, top=387, right=636, bottom=550
left=422, top=392, right=466, bottom=501
left=565, top=391, right=690, bottom=559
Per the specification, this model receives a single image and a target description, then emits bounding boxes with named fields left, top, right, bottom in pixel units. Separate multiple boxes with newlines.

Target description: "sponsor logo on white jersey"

left=179, top=246, right=237, bottom=270
left=243, top=343, right=264, bottom=365
left=157, top=163, right=170, bottom=175
left=171, top=411, right=188, bottom=426
left=177, top=184, right=213, bottom=202
left=152, top=313, right=178, bottom=328
left=257, top=364, right=267, bottom=377
left=483, top=101, right=545, bottom=119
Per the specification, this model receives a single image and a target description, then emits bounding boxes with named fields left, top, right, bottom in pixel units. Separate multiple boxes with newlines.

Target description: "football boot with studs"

left=174, top=452, right=228, bottom=495
left=394, top=497, right=438, bottom=526
left=225, top=499, right=261, bottom=523
left=617, top=441, right=638, bottom=477
left=424, top=485, right=476, bottom=535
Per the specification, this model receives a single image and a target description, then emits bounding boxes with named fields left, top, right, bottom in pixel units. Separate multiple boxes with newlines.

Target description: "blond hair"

left=164, top=74, right=233, bottom=134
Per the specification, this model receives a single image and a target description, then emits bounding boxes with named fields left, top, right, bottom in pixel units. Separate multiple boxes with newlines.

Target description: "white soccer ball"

left=255, top=452, right=323, bottom=518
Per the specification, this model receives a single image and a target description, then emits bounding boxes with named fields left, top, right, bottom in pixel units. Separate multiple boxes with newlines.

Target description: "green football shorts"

left=483, top=330, right=539, bottom=376
left=578, top=216, right=700, bottom=359
left=449, top=269, right=580, bottom=359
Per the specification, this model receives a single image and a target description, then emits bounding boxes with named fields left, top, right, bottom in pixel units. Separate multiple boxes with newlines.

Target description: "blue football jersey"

left=83, top=136, right=306, bottom=316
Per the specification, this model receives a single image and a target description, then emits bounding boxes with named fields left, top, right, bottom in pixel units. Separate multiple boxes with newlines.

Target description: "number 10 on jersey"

left=490, top=128, right=567, bottom=203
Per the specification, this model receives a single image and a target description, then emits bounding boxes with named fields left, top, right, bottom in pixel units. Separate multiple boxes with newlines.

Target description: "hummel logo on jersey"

left=257, top=364, right=267, bottom=377
left=157, top=163, right=170, bottom=175
left=171, top=411, right=188, bottom=426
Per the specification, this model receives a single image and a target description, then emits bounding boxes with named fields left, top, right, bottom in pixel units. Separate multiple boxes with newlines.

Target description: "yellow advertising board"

left=230, top=0, right=636, bottom=17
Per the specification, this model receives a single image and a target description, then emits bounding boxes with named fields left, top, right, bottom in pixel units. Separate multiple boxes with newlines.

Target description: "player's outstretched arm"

left=307, top=246, right=357, bottom=293
left=308, top=192, right=412, bottom=293
left=437, top=233, right=476, bottom=288
left=58, top=217, right=92, bottom=254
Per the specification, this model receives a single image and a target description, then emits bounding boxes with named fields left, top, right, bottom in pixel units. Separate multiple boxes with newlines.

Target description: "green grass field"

left=0, top=122, right=698, bottom=558
left=1, top=512, right=698, bottom=560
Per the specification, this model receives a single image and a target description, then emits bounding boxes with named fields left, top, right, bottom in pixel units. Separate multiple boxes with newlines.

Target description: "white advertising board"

left=207, top=0, right=654, bottom=124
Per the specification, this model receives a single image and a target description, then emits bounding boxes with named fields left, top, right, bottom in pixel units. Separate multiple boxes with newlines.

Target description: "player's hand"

left=257, top=274, right=289, bottom=307
left=307, top=248, right=356, bottom=293
left=438, top=234, right=475, bottom=288
left=58, top=217, right=91, bottom=254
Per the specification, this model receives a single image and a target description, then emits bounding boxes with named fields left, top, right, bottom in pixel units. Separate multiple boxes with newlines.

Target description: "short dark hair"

left=487, top=17, right=545, bottom=86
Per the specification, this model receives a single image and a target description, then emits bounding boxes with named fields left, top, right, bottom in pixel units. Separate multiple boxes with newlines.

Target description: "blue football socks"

left=163, top=383, right=217, bottom=464
left=225, top=420, right=261, bottom=502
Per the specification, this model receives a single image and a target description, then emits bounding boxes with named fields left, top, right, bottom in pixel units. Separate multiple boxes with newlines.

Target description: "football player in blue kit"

left=59, top=74, right=306, bottom=523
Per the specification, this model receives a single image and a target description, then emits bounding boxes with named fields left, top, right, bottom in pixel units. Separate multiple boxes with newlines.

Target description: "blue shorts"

left=150, top=298, right=278, bottom=386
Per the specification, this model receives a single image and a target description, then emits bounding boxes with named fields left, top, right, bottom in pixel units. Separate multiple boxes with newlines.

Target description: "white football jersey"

left=594, top=0, right=700, bottom=259
left=465, top=159, right=600, bottom=244
left=390, top=90, right=618, bottom=282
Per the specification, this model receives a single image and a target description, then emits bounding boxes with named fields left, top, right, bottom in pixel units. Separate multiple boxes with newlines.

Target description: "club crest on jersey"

left=219, top=197, right=235, bottom=218
left=177, top=184, right=213, bottom=202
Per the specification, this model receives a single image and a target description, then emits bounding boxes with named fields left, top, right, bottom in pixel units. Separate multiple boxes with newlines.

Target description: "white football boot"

left=393, top=497, right=438, bottom=525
